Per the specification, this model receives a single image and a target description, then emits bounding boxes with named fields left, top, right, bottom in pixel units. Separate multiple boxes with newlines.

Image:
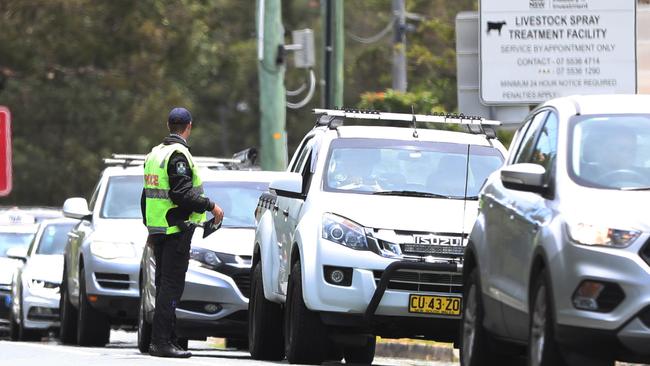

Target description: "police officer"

left=141, top=107, right=224, bottom=358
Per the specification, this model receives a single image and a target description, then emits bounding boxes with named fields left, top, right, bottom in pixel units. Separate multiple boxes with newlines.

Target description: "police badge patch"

left=176, top=161, right=188, bottom=175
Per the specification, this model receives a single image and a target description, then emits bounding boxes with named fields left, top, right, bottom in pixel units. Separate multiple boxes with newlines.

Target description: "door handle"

left=272, top=203, right=279, bottom=212
left=283, top=209, right=289, bottom=217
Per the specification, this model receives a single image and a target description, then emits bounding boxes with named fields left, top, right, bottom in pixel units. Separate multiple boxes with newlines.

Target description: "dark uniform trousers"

left=149, top=227, right=194, bottom=345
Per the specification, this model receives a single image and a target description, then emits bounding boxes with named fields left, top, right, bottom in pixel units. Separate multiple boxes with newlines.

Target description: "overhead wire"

left=346, top=16, right=395, bottom=44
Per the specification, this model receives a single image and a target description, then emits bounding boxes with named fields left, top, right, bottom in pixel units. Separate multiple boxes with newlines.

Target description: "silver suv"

left=60, top=164, right=146, bottom=347
left=462, top=95, right=650, bottom=366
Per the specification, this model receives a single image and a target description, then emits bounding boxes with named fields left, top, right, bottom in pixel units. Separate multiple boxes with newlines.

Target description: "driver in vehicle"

left=581, top=127, right=644, bottom=186
left=329, top=149, right=381, bottom=191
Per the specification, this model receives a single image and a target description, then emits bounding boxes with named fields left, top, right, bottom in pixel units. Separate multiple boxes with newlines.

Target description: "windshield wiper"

left=372, top=190, right=450, bottom=199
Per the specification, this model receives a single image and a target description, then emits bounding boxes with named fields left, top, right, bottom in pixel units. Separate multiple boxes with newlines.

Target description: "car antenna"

left=411, top=105, right=418, bottom=139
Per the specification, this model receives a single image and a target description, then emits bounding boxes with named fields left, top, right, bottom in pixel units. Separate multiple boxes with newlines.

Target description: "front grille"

left=94, top=272, right=130, bottom=290
left=640, top=307, right=650, bottom=328
left=233, top=273, right=251, bottom=298
left=373, top=270, right=463, bottom=294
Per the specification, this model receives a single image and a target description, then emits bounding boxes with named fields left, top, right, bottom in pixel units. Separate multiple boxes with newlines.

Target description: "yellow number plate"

left=408, top=295, right=462, bottom=316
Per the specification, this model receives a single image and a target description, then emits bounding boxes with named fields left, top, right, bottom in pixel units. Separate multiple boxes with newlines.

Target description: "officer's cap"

left=168, top=107, right=192, bottom=125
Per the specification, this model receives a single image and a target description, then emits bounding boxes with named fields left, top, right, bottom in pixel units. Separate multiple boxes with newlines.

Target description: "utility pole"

left=256, top=0, right=287, bottom=171
left=322, top=0, right=344, bottom=108
left=392, top=0, right=407, bottom=92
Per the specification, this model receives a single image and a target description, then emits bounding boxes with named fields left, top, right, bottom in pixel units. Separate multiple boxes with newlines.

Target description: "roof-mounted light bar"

left=313, top=108, right=501, bottom=126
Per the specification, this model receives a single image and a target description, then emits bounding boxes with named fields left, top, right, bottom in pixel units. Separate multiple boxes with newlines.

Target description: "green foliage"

left=358, top=89, right=444, bottom=114
left=0, top=0, right=478, bottom=205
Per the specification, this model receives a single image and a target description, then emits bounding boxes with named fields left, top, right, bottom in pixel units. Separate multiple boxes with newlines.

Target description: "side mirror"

left=6, top=247, right=28, bottom=262
left=63, top=197, right=92, bottom=220
left=501, top=163, right=547, bottom=194
left=269, top=173, right=304, bottom=198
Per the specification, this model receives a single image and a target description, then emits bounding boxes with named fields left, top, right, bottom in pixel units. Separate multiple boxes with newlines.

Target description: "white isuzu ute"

left=249, top=109, right=507, bottom=364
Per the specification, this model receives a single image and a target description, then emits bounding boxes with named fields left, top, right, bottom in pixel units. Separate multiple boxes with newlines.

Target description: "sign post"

left=0, top=107, right=12, bottom=197
left=480, top=0, right=636, bottom=105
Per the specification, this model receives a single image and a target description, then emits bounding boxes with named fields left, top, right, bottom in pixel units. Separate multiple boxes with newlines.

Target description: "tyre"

left=225, top=337, right=249, bottom=350
left=527, top=269, right=566, bottom=366
left=461, top=268, right=519, bottom=366
left=77, top=269, right=110, bottom=347
left=137, top=286, right=152, bottom=353
left=15, top=289, right=41, bottom=342
left=9, top=306, right=19, bottom=341
left=248, top=262, right=284, bottom=360
left=284, top=261, right=327, bottom=364
left=59, top=266, right=78, bottom=344
left=343, top=336, right=376, bottom=365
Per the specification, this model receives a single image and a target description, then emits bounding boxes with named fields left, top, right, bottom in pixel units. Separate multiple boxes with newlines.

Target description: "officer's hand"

left=211, top=204, right=224, bottom=224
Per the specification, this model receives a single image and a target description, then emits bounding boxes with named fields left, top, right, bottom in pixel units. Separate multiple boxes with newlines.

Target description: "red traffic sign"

left=0, top=107, right=12, bottom=196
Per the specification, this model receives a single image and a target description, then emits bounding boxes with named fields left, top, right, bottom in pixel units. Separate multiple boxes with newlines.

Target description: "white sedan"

left=9, top=218, right=77, bottom=341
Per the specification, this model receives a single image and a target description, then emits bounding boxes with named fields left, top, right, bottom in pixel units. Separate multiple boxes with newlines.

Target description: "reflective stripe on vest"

left=143, top=143, right=207, bottom=235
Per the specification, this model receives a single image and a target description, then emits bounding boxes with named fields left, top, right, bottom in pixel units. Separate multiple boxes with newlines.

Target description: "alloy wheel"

left=462, top=284, right=478, bottom=363
left=530, top=286, right=547, bottom=366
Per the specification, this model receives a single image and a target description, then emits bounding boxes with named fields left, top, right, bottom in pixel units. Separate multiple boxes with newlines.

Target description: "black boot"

left=149, top=342, right=192, bottom=358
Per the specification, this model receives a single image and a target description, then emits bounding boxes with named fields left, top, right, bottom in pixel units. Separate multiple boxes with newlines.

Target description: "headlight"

left=189, top=248, right=246, bottom=270
left=322, top=213, right=368, bottom=250
left=90, top=240, right=135, bottom=259
left=566, top=223, right=640, bottom=248
left=26, top=278, right=59, bottom=293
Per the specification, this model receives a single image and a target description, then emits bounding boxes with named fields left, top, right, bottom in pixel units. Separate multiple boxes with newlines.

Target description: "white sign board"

left=480, top=0, right=636, bottom=105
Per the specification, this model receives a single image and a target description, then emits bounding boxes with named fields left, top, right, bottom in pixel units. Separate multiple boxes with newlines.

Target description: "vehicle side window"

left=514, top=111, right=549, bottom=164
left=529, top=112, right=559, bottom=183
left=87, top=180, right=101, bottom=212
left=507, top=121, right=531, bottom=164
left=292, top=139, right=315, bottom=175
left=291, top=137, right=314, bottom=173
left=300, top=149, right=314, bottom=195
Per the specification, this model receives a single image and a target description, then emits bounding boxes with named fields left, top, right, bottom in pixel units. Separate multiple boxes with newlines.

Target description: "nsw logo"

left=530, top=0, right=545, bottom=9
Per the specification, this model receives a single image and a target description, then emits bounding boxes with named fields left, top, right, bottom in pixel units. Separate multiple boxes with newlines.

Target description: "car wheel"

left=9, top=304, right=19, bottom=341
left=77, top=269, right=110, bottom=347
left=225, top=337, right=248, bottom=350
left=528, top=270, right=566, bottom=366
left=59, top=266, right=78, bottom=345
left=18, top=294, right=41, bottom=342
left=248, top=262, right=284, bottom=360
left=137, top=285, right=152, bottom=354
left=461, top=268, right=520, bottom=366
left=343, top=336, right=376, bottom=365
left=284, top=261, right=327, bottom=365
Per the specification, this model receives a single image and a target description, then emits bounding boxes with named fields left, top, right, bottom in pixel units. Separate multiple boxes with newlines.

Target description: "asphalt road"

left=0, top=330, right=457, bottom=366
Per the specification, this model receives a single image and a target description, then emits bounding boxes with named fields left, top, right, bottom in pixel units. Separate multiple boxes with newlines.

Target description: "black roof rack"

left=103, top=148, right=259, bottom=170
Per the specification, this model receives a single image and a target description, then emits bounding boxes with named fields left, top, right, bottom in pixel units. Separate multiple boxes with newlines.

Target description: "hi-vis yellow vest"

left=143, top=143, right=206, bottom=235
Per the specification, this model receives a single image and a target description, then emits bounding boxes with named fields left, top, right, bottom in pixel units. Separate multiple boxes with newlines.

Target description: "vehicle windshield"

left=0, top=231, right=36, bottom=257
left=324, top=138, right=504, bottom=198
left=203, top=181, right=268, bottom=228
left=569, top=114, right=650, bottom=190
left=36, top=223, right=76, bottom=255
left=101, top=175, right=143, bottom=219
